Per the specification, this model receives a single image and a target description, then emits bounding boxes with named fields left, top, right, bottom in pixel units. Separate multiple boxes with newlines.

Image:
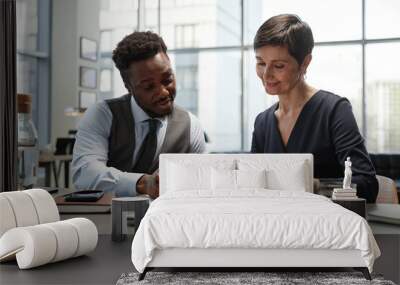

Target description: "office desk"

left=370, top=223, right=400, bottom=284
left=39, top=153, right=72, bottom=188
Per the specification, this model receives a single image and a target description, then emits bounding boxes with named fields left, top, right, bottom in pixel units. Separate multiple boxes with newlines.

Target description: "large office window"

left=245, top=0, right=362, bottom=44
left=366, top=42, right=400, bottom=152
left=364, top=1, right=400, bottom=153
left=16, top=0, right=51, bottom=146
left=100, top=0, right=400, bottom=153
left=308, top=45, right=363, bottom=126
left=171, top=51, right=242, bottom=151
left=175, top=24, right=197, bottom=48
left=99, top=0, right=139, bottom=100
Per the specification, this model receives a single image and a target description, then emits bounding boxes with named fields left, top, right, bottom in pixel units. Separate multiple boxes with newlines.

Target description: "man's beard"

left=148, top=97, right=174, bottom=118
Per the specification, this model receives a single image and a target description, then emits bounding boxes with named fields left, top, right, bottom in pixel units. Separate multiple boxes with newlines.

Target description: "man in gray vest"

left=72, top=31, right=206, bottom=198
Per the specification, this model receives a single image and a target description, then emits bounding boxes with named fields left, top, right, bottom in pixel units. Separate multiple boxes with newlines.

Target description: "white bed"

left=131, top=154, right=380, bottom=280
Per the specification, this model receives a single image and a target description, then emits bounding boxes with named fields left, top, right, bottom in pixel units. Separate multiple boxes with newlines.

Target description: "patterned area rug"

left=116, top=271, right=396, bottom=285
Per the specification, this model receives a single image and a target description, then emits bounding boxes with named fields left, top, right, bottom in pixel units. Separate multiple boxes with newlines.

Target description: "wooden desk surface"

left=39, top=153, right=72, bottom=163
left=52, top=189, right=113, bottom=234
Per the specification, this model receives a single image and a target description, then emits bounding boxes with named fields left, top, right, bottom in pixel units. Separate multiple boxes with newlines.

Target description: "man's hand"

left=136, top=174, right=159, bottom=199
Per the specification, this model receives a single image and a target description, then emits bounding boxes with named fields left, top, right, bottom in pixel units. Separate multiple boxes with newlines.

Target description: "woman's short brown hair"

left=253, top=14, right=314, bottom=65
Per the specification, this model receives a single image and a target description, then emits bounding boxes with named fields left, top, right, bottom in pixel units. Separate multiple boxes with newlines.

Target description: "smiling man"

left=72, top=31, right=206, bottom=198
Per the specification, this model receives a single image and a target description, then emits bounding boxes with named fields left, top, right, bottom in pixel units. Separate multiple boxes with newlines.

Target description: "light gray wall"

left=51, top=0, right=99, bottom=144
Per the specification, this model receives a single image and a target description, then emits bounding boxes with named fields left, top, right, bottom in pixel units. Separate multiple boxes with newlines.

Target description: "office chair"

left=376, top=175, right=399, bottom=204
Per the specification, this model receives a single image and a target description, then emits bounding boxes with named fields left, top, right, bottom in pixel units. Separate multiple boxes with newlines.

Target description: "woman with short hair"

left=251, top=14, right=378, bottom=202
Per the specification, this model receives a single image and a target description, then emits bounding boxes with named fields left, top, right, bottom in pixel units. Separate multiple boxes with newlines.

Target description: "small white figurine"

left=343, top=157, right=352, bottom=190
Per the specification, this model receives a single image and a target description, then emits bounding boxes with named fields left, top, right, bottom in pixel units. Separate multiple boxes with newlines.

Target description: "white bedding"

left=131, top=190, right=380, bottom=273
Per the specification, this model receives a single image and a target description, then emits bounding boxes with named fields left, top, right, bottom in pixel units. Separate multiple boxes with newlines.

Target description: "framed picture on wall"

left=79, top=91, right=97, bottom=109
left=79, top=66, right=97, bottom=89
left=80, top=37, right=98, bottom=61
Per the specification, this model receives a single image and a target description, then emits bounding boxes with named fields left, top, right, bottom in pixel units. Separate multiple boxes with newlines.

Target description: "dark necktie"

left=133, top=119, right=158, bottom=174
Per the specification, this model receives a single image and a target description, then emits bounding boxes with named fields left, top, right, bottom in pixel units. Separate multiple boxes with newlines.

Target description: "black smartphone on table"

left=64, top=190, right=104, bottom=202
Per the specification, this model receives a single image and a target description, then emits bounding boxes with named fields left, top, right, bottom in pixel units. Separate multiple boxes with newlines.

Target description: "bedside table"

left=332, top=198, right=366, bottom=218
left=111, top=196, right=150, bottom=242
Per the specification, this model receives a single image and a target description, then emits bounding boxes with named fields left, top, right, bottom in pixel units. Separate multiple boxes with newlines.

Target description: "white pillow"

left=165, top=160, right=236, bottom=192
left=167, top=163, right=211, bottom=191
left=211, top=168, right=236, bottom=190
left=237, top=160, right=307, bottom=191
left=211, top=169, right=268, bottom=190
left=266, top=162, right=307, bottom=191
left=236, top=169, right=267, bottom=189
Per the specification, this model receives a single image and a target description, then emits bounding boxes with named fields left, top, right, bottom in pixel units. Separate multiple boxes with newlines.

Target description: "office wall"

left=51, top=0, right=99, bottom=143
